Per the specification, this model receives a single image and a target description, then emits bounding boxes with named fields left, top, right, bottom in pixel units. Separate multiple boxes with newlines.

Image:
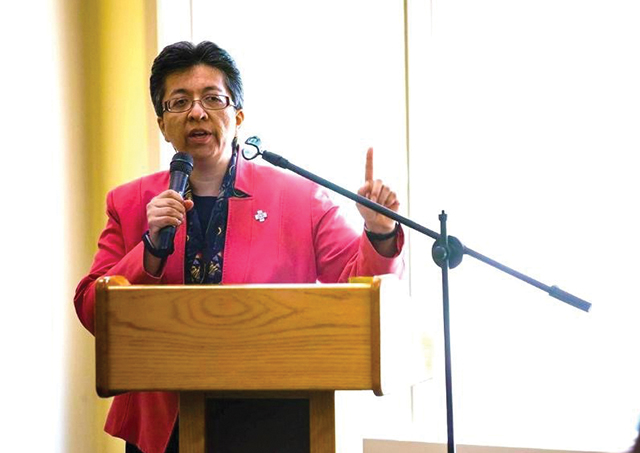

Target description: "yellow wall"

left=59, top=0, right=158, bottom=451
left=79, top=0, right=159, bottom=239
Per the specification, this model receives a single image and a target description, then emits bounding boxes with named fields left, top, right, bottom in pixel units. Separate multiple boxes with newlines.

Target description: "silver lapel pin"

left=254, top=210, right=268, bottom=222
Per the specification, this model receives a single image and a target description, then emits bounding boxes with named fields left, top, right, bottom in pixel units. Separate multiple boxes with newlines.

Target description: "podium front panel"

left=96, top=281, right=381, bottom=395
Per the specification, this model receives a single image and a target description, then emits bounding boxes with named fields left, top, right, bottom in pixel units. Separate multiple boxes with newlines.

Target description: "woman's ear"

left=235, top=109, right=245, bottom=131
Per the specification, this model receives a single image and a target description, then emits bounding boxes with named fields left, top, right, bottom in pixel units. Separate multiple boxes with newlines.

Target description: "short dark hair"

left=150, top=41, right=244, bottom=117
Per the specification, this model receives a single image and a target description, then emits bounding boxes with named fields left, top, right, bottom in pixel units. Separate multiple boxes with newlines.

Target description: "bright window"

left=408, top=1, right=640, bottom=451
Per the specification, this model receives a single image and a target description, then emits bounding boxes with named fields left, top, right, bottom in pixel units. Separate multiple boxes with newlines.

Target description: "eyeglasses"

left=163, top=94, right=237, bottom=113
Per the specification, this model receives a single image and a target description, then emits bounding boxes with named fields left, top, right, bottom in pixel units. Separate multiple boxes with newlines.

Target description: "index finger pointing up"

left=365, top=147, right=374, bottom=182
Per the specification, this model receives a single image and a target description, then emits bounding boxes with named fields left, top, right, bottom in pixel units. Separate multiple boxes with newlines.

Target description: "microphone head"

left=169, top=152, right=194, bottom=175
left=242, top=136, right=262, bottom=160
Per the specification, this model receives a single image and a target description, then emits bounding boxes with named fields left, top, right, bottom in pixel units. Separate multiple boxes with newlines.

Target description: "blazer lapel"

left=223, top=197, right=253, bottom=284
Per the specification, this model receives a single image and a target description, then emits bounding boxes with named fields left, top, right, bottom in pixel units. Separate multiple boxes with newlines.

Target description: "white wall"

left=0, top=0, right=68, bottom=451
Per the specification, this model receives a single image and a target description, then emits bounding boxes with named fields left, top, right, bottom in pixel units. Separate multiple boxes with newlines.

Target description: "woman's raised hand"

left=356, top=148, right=399, bottom=234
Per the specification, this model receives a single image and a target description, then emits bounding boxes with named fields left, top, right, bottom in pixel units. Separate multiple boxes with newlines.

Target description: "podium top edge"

left=104, top=282, right=376, bottom=291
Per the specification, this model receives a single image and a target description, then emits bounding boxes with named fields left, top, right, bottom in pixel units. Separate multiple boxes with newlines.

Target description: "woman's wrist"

left=142, top=230, right=167, bottom=276
left=142, top=230, right=173, bottom=258
left=365, top=222, right=399, bottom=242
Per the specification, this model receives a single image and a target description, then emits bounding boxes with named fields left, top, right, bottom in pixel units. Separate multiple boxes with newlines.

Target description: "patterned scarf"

left=183, top=150, right=247, bottom=284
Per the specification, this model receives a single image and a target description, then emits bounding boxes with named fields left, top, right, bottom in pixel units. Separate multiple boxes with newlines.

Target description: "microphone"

left=156, top=152, right=194, bottom=255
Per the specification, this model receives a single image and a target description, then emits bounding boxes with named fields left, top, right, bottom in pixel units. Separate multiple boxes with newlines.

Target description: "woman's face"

left=157, top=64, right=244, bottom=165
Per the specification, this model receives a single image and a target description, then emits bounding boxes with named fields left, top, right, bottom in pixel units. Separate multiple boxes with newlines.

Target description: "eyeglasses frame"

left=162, top=94, right=237, bottom=113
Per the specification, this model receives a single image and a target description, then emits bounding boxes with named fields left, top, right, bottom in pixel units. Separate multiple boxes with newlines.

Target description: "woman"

left=74, top=41, right=404, bottom=453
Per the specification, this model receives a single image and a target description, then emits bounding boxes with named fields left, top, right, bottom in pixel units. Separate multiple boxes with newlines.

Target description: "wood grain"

left=95, top=275, right=130, bottom=397
left=179, top=392, right=205, bottom=453
left=95, top=280, right=381, bottom=395
left=310, top=392, right=335, bottom=453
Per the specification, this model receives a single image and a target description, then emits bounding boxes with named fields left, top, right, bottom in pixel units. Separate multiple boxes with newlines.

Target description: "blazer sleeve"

left=73, top=189, right=163, bottom=334
left=310, top=186, right=404, bottom=283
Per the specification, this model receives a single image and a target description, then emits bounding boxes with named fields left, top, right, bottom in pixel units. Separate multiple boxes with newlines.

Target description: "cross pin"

left=254, top=210, right=268, bottom=222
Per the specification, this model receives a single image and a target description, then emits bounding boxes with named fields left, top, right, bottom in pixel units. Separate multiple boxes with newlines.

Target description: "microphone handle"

left=156, top=225, right=177, bottom=253
left=155, top=171, right=190, bottom=255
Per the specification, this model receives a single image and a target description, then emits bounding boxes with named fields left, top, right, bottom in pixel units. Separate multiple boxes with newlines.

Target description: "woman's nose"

left=188, top=100, right=208, bottom=119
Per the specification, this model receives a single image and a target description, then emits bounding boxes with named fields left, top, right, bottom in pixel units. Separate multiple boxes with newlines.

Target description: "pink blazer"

left=74, top=156, right=404, bottom=453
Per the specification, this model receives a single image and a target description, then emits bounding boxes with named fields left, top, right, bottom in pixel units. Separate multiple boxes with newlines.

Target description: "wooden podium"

left=95, top=275, right=411, bottom=453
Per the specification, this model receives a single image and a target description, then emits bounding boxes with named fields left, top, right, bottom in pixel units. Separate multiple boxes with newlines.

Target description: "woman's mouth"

left=187, top=130, right=212, bottom=144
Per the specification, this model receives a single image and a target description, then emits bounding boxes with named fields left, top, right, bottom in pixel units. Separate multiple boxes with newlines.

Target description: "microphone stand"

left=242, top=137, right=592, bottom=453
